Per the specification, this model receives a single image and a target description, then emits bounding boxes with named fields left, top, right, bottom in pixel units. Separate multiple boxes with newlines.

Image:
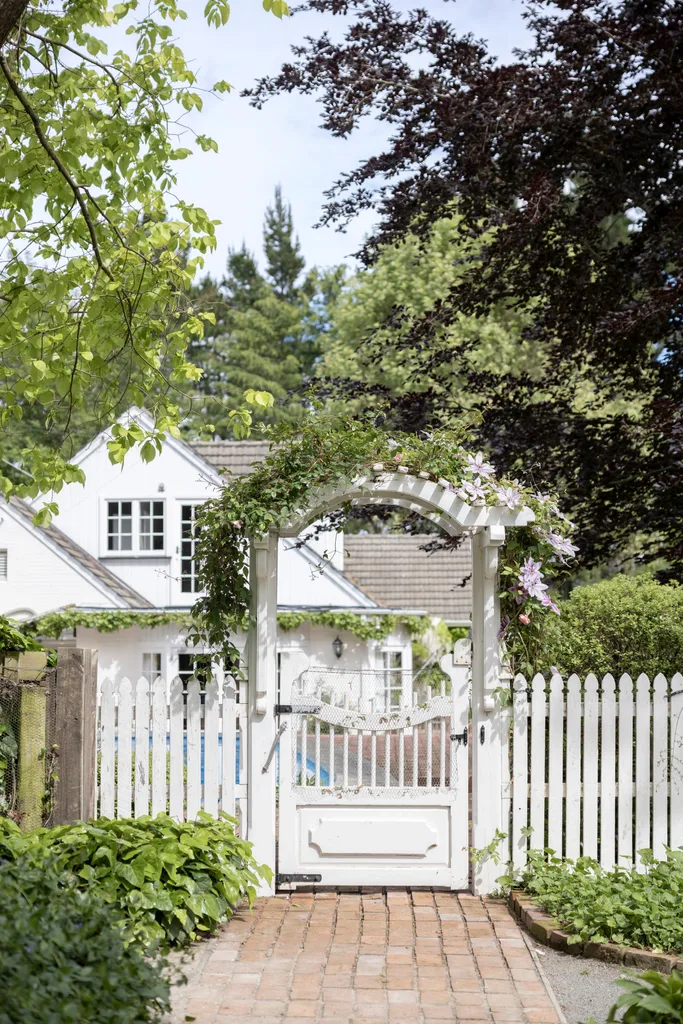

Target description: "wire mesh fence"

left=0, top=669, right=57, bottom=828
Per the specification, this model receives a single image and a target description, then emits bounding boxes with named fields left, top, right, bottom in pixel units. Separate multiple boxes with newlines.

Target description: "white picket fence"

left=507, top=673, right=683, bottom=871
left=97, top=676, right=247, bottom=823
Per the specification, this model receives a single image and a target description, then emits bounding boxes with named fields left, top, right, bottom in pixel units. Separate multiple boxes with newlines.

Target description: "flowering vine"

left=191, top=415, right=577, bottom=678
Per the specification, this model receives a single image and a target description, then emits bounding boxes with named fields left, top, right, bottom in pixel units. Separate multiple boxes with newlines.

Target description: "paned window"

left=381, top=650, right=404, bottom=711
left=0, top=550, right=7, bottom=580
left=140, top=501, right=164, bottom=551
left=178, top=653, right=212, bottom=688
left=107, top=501, right=133, bottom=551
left=181, top=504, right=201, bottom=593
left=142, top=652, right=162, bottom=679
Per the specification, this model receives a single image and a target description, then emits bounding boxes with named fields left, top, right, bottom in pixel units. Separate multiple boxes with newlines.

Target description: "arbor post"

left=246, top=531, right=278, bottom=894
left=470, top=525, right=506, bottom=894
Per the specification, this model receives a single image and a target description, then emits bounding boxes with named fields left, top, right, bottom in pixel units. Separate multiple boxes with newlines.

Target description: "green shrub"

left=539, top=574, right=683, bottom=678
left=0, top=811, right=270, bottom=948
left=519, top=848, right=683, bottom=953
left=588, top=970, right=683, bottom=1022
left=0, top=855, right=171, bottom=1023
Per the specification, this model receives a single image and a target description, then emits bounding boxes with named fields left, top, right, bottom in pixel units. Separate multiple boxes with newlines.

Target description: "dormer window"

left=105, top=500, right=165, bottom=554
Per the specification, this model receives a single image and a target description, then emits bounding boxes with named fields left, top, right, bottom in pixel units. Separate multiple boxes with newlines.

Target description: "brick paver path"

left=171, top=892, right=560, bottom=1024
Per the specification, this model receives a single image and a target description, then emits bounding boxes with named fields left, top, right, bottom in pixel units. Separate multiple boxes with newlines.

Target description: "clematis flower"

left=456, top=476, right=488, bottom=502
left=497, top=615, right=510, bottom=640
left=495, top=485, right=523, bottom=510
left=541, top=593, right=560, bottom=615
left=517, top=557, right=548, bottom=601
left=466, top=452, right=495, bottom=477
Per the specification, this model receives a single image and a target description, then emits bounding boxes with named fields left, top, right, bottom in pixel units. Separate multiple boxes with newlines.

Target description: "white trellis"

left=247, top=469, right=535, bottom=894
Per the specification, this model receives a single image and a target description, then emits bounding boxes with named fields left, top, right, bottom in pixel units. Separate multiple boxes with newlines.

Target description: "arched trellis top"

left=277, top=469, right=535, bottom=538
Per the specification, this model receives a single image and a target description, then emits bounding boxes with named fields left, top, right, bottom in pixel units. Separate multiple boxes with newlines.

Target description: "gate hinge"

left=450, top=729, right=468, bottom=746
left=277, top=873, right=322, bottom=885
left=275, top=704, right=293, bottom=714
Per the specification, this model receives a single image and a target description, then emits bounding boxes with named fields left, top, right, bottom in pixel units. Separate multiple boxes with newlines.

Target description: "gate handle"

left=262, top=721, right=288, bottom=774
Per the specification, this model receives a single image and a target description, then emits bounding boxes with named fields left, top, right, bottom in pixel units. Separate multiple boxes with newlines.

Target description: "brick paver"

left=170, top=893, right=560, bottom=1024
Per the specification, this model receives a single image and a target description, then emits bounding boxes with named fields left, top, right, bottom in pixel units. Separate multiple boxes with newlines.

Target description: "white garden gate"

left=276, top=651, right=470, bottom=888
left=246, top=469, right=536, bottom=894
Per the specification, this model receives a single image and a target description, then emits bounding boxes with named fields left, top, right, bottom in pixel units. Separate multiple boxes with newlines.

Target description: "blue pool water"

left=125, top=734, right=329, bottom=786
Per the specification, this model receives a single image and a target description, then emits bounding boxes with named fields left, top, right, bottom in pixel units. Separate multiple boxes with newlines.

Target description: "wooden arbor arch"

left=246, top=469, right=535, bottom=894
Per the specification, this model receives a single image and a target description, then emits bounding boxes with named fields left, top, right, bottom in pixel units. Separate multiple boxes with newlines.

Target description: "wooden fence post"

left=53, top=648, right=98, bottom=825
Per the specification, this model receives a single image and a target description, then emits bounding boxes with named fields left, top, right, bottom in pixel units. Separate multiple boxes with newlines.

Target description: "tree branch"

left=0, top=0, right=29, bottom=50
left=0, top=51, right=115, bottom=281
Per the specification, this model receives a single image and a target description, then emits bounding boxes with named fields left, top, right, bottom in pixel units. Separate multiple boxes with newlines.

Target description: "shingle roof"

left=9, top=498, right=152, bottom=608
left=342, top=535, right=472, bottom=622
left=190, top=440, right=271, bottom=476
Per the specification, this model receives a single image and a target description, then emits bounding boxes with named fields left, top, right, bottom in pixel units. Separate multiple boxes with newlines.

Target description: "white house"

left=0, top=409, right=472, bottom=706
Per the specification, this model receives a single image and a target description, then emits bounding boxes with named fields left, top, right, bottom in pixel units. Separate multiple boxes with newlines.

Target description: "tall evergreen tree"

left=263, top=185, right=306, bottom=302
left=184, top=189, right=341, bottom=436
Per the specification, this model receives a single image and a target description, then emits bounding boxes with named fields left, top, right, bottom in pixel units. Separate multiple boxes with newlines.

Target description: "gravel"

left=528, top=938, right=628, bottom=1023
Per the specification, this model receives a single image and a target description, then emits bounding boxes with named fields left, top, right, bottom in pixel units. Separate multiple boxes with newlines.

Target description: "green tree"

left=263, top=184, right=305, bottom=301
left=184, top=190, right=344, bottom=435
left=0, top=0, right=285, bottom=523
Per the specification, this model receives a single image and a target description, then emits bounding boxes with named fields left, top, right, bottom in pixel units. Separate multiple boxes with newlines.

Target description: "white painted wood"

left=652, top=674, right=668, bottom=860
left=547, top=674, right=563, bottom=857
left=583, top=674, right=599, bottom=860
left=618, top=675, right=634, bottom=864
left=671, top=674, right=683, bottom=851
left=426, top=721, right=433, bottom=790
left=151, top=676, right=166, bottom=817
left=600, top=674, right=617, bottom=869
left=99, top=678, right=115, bottom=818
left=512, top=675, right=529, bottom=872
left=134, top=677, right=149, bottom=817
left=221, top=682, right=236, bottom=818
left=204, top=678, right=219, bottom=819
left=529, top=674, right=547, bottom=851
left=169, top=675, right=184, bottom=820
left=117, top=677, right=132, bottom=818
left=635, top=673, right=651, bottom=867
left=370, top=731, right=377, bottom=789
left=186, top=678, right=201, bottom=820
left=565, top=674, right=581, bottom=860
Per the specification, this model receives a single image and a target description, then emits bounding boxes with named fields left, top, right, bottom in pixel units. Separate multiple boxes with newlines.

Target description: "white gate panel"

left=277, top=651, right=469, bottom=889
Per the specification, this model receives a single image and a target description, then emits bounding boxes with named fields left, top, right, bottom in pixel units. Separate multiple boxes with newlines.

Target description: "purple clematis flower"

left=517, top=557, right=548, bottom=601
left=457, top=476, right=488, bottom=502
left=541, top=593, right=561, bottom=614
left=495, top=485, right=522, bottom=510
left=466, top=452, right=495, bottom=478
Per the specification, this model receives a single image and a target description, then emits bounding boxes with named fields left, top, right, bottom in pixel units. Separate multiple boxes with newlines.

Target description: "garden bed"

left=509, top=891, right=683, bottom=975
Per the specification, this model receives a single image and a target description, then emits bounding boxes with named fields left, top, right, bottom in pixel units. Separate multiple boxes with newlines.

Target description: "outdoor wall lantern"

left=332, top=636, right=344, bottom=660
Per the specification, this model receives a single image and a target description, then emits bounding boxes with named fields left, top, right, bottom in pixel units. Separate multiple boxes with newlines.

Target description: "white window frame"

left=179, top=502, right=203, bottom=594
left=142, top=651, right=163, bottom=680
left=101, top=499, right=166, bottom=556
left=0, top=549, right=8, bottom=581
left=379, top=649, right=405, bottom=712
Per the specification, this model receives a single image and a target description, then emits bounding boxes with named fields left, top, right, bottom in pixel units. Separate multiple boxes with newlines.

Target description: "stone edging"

left=508, top=890, right=683, bottom=975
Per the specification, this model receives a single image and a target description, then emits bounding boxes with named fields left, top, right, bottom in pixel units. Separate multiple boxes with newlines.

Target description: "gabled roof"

left=7, top=498, right=151, bottom=608
left=190, top=440, right=271, bottom=476
left=343, top=534, right=472, bottom=623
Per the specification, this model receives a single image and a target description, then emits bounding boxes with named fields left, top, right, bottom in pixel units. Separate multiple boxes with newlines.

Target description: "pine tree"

left=263, top=185, right=305, bottom=302
left=183, top=189, right=343, bottom=437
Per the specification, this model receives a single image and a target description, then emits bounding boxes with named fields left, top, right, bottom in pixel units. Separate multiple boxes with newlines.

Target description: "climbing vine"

left=190, top=415, right=577, bottom=677
left=23, top=607, right=439, bottom=645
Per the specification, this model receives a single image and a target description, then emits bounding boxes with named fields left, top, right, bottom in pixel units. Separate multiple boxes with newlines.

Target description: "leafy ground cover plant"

left=518, top=849, right=683, bottom=953
left=586, top=970, right=683, bottom=1023
left=0, top=854, right=172, bottom=1023
left=0, top=811, right=269, bottom=948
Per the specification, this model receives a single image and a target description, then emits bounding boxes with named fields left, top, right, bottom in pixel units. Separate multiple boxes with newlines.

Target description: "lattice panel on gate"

left=290, top=668, right=461, bottom=790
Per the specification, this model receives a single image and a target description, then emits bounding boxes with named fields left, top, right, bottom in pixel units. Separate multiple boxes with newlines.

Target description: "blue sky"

left=168, top=0, right=533, bottom=280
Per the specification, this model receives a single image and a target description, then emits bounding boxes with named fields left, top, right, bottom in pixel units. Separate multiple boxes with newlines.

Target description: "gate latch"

left=275, top=703, right=322, bottom=715
left=450, top=729, right=468, bottom=746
